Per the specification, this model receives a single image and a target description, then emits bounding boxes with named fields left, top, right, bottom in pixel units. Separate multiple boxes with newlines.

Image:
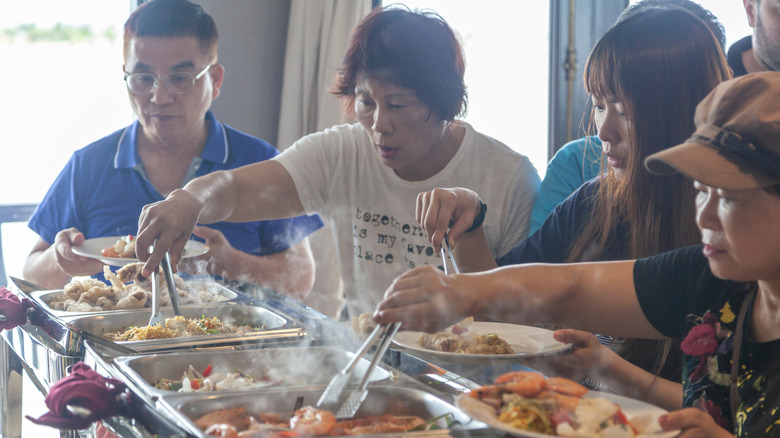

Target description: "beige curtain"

left=277, top=0, right=372, bottom=319
left=277, top=0, right=372, bottom=149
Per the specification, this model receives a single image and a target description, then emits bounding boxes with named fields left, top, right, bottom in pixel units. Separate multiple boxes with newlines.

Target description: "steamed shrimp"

left=493, top=371, right=546, bottom=396
left=543, top=376, right=588, bottom=397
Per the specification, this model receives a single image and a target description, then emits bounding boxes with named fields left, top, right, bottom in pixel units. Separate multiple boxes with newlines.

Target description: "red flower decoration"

left=681, top=323, right=719, bottom=357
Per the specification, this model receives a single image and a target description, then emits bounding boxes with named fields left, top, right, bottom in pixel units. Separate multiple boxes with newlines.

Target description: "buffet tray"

left=157, top=385, right=480, bottom=437
left=28, top=281, right=244, bottom=318
left=63, top=303, right=307, bottom=353
left=113, top=346, right=391, bottom=398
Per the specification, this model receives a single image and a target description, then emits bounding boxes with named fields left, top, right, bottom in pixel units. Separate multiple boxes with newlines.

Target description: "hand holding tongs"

left=440, top=233, right=460, bottom=274
left=317, top=321, right=401, bottom=419
left=148, top=251, right=182, bottom=328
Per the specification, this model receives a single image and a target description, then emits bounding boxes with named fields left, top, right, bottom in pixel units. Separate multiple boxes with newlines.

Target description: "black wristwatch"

left=465, top=199, right=487, bottom=233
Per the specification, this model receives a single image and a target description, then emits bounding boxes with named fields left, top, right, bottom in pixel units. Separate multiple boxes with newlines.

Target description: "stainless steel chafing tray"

left=29, top=281, right=243, bottom=317
left=157, top=386, right=480, bottom=437
left=113, top=346, right=391, bottom=398
left=64, top=303, right=306, bottom=353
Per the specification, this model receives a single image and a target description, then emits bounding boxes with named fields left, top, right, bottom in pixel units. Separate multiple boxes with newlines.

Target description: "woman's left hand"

left=659, top=408, right=734, bottom=437
left=374, top=265, right=474, bottom=332
left=523, top=329, right=610, bottom=383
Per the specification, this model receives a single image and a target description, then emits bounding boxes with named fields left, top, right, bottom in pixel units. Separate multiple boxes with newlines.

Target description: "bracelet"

left=465, top=200, right=487, bottom=233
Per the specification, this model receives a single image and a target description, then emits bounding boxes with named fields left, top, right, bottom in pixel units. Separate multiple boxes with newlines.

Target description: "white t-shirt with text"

left=275, top=122, right=539, bottom=317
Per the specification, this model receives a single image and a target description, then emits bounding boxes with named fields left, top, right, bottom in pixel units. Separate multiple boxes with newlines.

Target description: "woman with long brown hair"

left=412, top=6, right=731, bottom=410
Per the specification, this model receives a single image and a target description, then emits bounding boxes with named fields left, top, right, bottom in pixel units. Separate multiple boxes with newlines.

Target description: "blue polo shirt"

left=29, top=111, right=323, bottom=260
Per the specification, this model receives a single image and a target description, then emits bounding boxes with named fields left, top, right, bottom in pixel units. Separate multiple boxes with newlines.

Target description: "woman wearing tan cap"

left=376, top=72, right=780, bottom=437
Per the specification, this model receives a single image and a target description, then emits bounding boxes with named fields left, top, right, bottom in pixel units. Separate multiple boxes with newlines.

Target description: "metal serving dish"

left=114, top=346, right=391, bottom=397
left=158, top=386, right=480, bottom=437
left=64, top=303, right=306, bottom=353
left=30, top=281, right=242, bottom=317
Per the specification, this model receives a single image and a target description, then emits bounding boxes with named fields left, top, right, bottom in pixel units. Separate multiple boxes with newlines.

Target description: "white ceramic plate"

left=456, top=390, right=675, bottom=437
left=72, top=236, right=209, bottom=266
left=392, top=322, right=571, bottom=363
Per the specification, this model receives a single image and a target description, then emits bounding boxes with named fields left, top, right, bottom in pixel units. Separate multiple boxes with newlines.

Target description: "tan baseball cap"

left=645, top=72, right=780, bottom=189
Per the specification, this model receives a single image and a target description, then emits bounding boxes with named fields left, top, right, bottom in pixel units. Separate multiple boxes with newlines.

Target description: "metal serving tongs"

left=161, top=252, right=182, bottom=315
left=148, top=268, right=165, bottom=328
left=441, top=233, right=460, bottom=274
left=317, top=321, right=402, bottom=419
left=148, top=251, right=182, bottom=328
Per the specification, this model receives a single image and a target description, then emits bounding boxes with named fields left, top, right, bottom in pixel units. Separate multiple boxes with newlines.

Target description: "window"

left=631, top=0, right=753, bottom=49
left=0, top=0, right=132, bottom=286
left=0, top=0, right=133, bottom=205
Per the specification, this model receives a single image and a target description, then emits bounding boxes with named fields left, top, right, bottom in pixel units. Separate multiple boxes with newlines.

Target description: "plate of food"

left=392, top=321, right=571, bottom=363
left=455, top=371, right=675, bottom=437
left=72, top=235, right=209, bottom=266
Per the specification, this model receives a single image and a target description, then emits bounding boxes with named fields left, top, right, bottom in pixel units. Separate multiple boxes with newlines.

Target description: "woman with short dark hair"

left=134, top=5, right=540, bottom=319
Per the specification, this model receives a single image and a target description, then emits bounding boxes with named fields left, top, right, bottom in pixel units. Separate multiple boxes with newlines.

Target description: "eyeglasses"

left=123, top=64, right=212, bottom=95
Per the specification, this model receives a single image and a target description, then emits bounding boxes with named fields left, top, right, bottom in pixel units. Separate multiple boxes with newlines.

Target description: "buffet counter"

left=0, top=280, right=524, bottom=438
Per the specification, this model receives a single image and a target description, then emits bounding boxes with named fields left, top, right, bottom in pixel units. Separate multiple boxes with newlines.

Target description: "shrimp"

left=492, top=371, right=546, bottom=397
left=289, top=406, right=336, bottom=436
left=544, top=376, right=588, bottom=397
left=536, top=389, right=581, bottom=412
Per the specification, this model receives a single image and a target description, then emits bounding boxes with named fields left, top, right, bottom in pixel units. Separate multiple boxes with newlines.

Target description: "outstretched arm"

left=136, top=160, right=304, bottom=277
left=375, top=260, right=663, bottom=340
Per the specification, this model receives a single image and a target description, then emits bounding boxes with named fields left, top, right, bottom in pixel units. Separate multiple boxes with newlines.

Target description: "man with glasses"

left=23, top=0, right=322, bottom=298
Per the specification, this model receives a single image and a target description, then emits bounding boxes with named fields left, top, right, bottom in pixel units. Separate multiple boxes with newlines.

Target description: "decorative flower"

left=681, top=323, right=719, bottom=357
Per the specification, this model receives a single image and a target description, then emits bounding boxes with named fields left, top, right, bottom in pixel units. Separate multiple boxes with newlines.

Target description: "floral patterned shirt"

left=634, top=245, right=780, bottom=437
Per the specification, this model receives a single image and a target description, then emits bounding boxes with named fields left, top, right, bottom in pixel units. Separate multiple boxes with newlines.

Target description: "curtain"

left=277, top=0, right=372, bottom=319
left=277, top=0, right=372, bottom=149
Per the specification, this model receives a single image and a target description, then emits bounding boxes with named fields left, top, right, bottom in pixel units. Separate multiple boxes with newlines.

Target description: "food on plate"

left=194, top=405, right=447, bottom=437
left=153, top=363, right=307, bottom=392
left=468, top=371, right=658, bottom=437
left=418, top=317, right=514, bottom=354
left=47, top=263, right=231, bottom=312
left=103, top=315, right=263, bottom=341
left=101, top=234, right=137, bottom=258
